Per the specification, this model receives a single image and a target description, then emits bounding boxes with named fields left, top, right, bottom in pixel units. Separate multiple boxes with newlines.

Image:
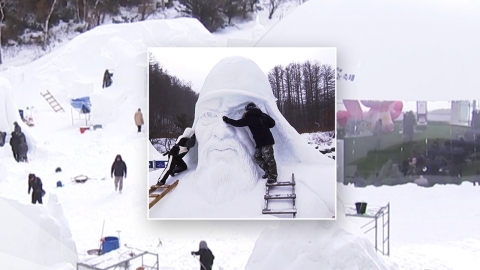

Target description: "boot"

left=267, top=178, right=277, bottom=184
left=262, top=173, right=269, bottom=179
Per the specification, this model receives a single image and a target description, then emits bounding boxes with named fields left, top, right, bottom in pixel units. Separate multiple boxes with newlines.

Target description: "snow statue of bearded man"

left=148, top=56, right=336, bottom=219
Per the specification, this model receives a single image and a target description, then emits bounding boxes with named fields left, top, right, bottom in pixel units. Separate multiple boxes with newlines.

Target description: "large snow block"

left=246, top=201, right=397, bottom=270
left=0, top=196, right=77, bottom=269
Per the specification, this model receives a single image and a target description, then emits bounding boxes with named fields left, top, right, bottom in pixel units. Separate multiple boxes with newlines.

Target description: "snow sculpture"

left=252, top=16, right=265, bottom=39
left=189, top=56, right=333, bottom=205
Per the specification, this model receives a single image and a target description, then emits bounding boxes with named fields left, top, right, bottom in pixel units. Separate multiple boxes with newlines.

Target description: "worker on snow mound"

left=157, top=127, right=196, bottom=186
left=9, top=123, right=28, bottom=162
left=191, top=240, right=215, bottom=270
left=28, top=173, right=45, bottom=204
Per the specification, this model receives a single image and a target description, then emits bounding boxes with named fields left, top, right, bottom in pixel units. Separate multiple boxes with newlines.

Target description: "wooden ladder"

left=41, top=90, right=65, bottom=112
left=262, top=173, right=297, bottom=218
left=149, top=179, right=179, bottom=209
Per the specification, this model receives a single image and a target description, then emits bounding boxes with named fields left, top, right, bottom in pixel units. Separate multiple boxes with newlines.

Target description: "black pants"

left=32, top=192, right=42, bottom=204
left=12, top=149, right=18, bottom=162
left=158, top=155, right=187, bottom=184
left=137, top=125, right=141, bottom=132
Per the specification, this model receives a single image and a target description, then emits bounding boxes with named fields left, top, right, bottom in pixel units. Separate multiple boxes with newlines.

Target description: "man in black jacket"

left=223, top=102, right=278, bottom=183
left=157, top=128, right=196, bottom=186
left=111, top=154, right=127, bottom=194
left=191, top=240, right=215, bottom=270
left=28, top=173, right=44, bottom=204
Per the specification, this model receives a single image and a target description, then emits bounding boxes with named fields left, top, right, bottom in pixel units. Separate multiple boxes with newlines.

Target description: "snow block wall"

left=0, top=76, right=38, bottom=152
left=0, top=197, right=77, bottom=269
left=245, top=201, right=397, bottom=270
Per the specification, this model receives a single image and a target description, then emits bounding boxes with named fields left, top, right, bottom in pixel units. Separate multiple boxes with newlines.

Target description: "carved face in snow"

left=193, top=95, right=265, bottom=205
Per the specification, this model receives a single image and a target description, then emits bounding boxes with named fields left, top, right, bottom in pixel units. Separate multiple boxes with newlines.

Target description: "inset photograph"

left=148, top=47, right=336, bottom=219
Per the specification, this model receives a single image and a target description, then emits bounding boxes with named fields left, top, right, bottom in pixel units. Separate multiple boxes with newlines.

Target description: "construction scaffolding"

left=345, top=203, right=390, bottom=256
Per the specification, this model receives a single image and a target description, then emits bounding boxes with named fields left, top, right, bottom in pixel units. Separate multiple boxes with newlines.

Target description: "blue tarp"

left=70, top=97, right=91, bottom=114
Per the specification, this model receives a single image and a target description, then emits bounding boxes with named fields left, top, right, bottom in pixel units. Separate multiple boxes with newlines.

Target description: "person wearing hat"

left=156, top=127, right=196, bottom=186
left=191, top=240, right=215, bottom=270
left=222, top=102, right=278, bottom=183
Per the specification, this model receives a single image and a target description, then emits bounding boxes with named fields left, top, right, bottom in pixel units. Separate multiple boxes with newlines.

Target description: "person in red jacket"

left=222, top=102, right=278, bottom=183
left=191, top=240, right=215, bottom=270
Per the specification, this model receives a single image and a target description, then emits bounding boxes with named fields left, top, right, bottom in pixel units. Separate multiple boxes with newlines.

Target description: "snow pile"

left=246, top=201, right=397, bottom=270
left=0, top=196, right=77, bottom=269
left=2, top=18, right=217, bottom=123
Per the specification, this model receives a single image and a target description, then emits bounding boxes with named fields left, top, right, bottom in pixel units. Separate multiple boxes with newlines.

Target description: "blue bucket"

left=102, top=236, right=120, bottom=254
left=56, top=181, right=63, bottom=187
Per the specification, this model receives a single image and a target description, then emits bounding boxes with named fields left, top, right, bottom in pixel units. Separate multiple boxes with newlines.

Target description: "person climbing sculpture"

left=222, top=102, right=278, bottom=184
left=157, top=128, right=196, bottom=186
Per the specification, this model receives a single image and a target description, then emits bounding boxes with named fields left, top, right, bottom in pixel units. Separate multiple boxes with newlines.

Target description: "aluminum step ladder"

left=262, top=173, right=297, bottom=218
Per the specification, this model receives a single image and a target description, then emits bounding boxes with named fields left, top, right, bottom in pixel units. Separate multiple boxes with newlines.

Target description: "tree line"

left=0, top=0, right=174, bottom=48
left=268, top=61, right=335, bottom=132
left=149, top=52, right=198, bottom=143
left=149, top=56, right=335, bottom=143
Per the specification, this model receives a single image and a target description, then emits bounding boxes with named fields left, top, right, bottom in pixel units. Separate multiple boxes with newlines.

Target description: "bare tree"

left=138, top=0, right=157, bottom=21
left=0, top=1, right=5, bottom=64
left=44, top=0, right=59, bottom=50
left=267, top=0, right=286, bottom=19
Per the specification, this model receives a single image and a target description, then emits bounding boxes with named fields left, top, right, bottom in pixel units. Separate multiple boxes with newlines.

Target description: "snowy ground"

left=338, top=182, right=480, bottom=270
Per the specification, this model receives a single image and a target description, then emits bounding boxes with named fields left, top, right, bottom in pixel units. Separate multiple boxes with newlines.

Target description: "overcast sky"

left=149, top=47, right=336, bottom=93
left=337, top=100, right=461, bottom=112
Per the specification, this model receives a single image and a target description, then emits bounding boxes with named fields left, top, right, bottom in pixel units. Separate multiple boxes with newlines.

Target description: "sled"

left=149, top=179, right=179, bottom=209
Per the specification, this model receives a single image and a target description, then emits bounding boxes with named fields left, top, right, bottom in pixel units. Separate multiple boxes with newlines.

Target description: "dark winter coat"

left=0, top=131, right=5, bottom=147
left=168, top=134, right=196, bottom=158
left=111, top=155, right=127, bottom=177
left=192, top=248, right=215, bottom=270
left=223, top=108, right=275, bottom=148
left=28, top=176, right=43, bottom=195
left=17, top=142, right=28, bottom=159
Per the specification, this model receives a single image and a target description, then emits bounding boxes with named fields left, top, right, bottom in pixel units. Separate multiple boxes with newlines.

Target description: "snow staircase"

left=262, top=173, right=297, bottom=218
left=41, top=90, right=65, bottom=112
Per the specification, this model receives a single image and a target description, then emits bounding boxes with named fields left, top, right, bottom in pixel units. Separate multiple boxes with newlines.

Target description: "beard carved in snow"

left=193, top=96, right=260, bottom=205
